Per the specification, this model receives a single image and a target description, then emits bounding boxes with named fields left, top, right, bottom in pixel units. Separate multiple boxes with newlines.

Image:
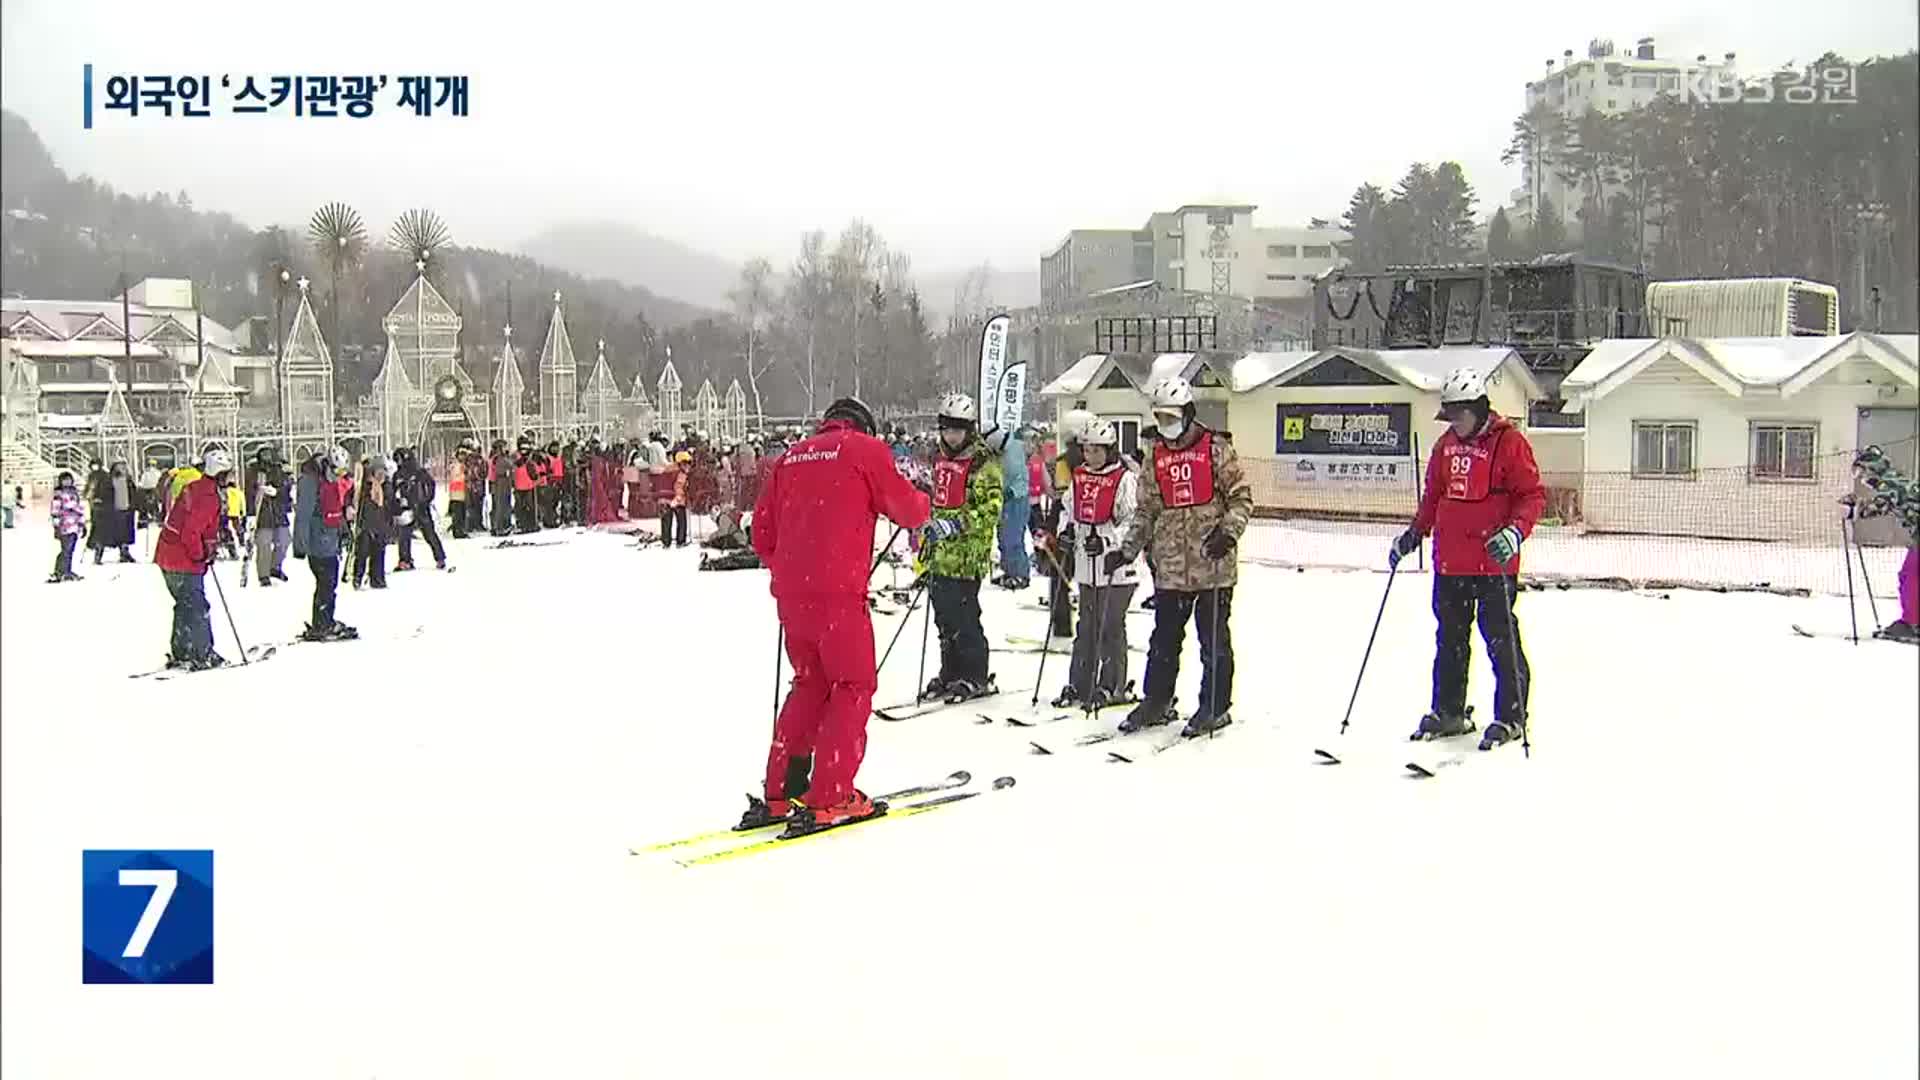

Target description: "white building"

left=1043, top=204, right=1347, bottom=309
left=1559, top=332, right=1919, bottom=542
left=1509, top=37, right=1736, bottom=230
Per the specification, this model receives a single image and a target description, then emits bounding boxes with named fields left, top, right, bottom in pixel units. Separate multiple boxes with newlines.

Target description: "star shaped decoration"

left=296, top=276, right=310, bottom=293
left=553, top=290, right=563, bottom=305
left=415, top=259, right=426, bottom=273
left=504, top=324, right=514, bottom=339
left=597, top=339, right=606, bottom=353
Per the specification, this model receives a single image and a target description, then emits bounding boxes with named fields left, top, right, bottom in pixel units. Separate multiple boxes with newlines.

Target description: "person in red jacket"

left=155, top=448, right=234, bottom=669
left=1390, top=367, right=1547, bottom=751
left=740, top=397, right=931, bottom=837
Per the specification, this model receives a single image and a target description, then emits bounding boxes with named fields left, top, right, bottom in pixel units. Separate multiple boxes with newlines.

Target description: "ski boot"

left=1090, top=682, right=1137, bottom=710
left=735, top=794, right=795, bottom=831
left=1478, top=717, right=1526, bottom=751
left=271, top=569, right=289, bottom=582
left=920, top=676, right=953, bottom=702
left=1410, top=707, right=1475, bottom=742
left=943, top=676, right=997, bottom=705
left=46, top=573, right=62, bottom=584
left=1874, top=621, right=1920, bottom=645
left=394, top=560, right=416, bottom=572
left=781, top=790, right=884, bottom=838
left=62, top=571, right=82, bottom=582
left=1052, top=684, right=1082, bottom=709
left=1117, top=698, right=1178, bottom=734
left=1181, top=708, right=1233, bottom=738
left=182, top=652, right=227, bottom=672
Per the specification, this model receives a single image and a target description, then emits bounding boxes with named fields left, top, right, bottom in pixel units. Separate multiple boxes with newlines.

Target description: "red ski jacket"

left=155, top=474, right=223, bottom=573
left=1412, top=413, right=1546, bottom=576
left=753, top=419, right=930, bottom=600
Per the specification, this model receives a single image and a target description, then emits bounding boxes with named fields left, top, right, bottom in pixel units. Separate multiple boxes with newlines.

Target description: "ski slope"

left=2, top=507, right=1915, bottom=1079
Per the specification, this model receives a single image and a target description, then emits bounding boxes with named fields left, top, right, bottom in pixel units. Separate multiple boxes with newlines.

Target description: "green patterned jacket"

left=1855, top=445, right=1919, bottom=543
left=920, top=434, right=1003, bottom=580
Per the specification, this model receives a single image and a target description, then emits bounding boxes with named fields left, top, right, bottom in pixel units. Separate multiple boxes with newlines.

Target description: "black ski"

left=133, top=644, right=278, bottom=680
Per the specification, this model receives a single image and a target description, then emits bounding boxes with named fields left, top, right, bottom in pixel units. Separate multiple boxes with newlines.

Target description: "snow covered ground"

left=2, top=504, right=1915, bottom=1079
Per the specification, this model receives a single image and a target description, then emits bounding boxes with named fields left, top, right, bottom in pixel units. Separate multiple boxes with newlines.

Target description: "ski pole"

left=875, top=577, right=928, bottom=675
left=1842, top=515, right=1860, bottom=645
left=1849, top=516, right=1882, bottom=631
left=914, top=566, right=936, bottom=702
left=1497, top=564, right=1529, bottom=758
left=1336, top=559, right=1400, bottom=737
left=770, top=625, right=784, bottom=735
left=1207, top=560, right=1223, bottom=739
left=1030, top=541, right=1069, bottom=708
left=206, top=561, right=250, bottom=666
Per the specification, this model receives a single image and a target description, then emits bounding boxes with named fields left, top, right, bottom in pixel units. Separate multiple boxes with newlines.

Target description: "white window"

left=1300, top=245, right=1334, bottom=259
left=1632, top=421, right=1696, bottom=478
left=1266, top=244, right=1297, bottom=258
left=1105, top=417, right=1143, bottom=459
left=1749, top=422, right=1817, bottom=481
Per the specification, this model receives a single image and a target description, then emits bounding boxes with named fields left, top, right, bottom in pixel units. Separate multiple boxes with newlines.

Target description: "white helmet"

left=938, top=393, right=978, bottom=425
left=202, top=448, right=232, bottom=476
left=1439, top=366, right=1490, bottom=406
left=1149, top=376, right=1194, bottom=414
left=1060, top=408, right=1095, bottom=441
left=1081, top=418, right=1118, bottom=447
left=328, top=446, right=350, bottom=470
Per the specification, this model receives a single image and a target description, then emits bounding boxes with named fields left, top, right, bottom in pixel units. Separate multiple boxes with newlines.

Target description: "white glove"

left=262, top=485, right=278, bottom=498
left=396, top=510, right=415, bottom=527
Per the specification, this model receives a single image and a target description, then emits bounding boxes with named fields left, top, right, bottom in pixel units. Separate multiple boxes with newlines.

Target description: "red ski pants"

left=764, top=595, right=877, bottom=809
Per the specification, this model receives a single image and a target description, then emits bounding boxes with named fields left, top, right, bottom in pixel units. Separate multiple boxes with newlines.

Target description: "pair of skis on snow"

left=1313, top=729, right=1503, bottom=779
left=127, top=624, right=426, bottom=680
left=631, top=770, right=1017, bottom=867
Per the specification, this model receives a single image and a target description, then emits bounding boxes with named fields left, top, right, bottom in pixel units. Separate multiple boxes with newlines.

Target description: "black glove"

left=1202, top=525, right=1233, bottom=560
left=1081, top=532, right=1106, bottom=557
left=1388, top=526, right=1421, bottom=569
left=1101, top=550, right=1129, bottom=577
left=1056, top=523, right=1074, bottom=550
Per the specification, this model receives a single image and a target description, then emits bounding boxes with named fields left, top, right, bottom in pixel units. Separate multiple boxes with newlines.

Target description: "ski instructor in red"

left=742, top=397, right=931, bottom=837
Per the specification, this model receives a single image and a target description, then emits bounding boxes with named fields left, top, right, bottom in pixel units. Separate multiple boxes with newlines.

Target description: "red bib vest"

left=1072, top=467, right=1124, bottom=525
left=932, top=456, right=971, bottom=510
left=1439, top=430, right=1502, bottom=503
left=1153, top=431, right=1215, bottom=509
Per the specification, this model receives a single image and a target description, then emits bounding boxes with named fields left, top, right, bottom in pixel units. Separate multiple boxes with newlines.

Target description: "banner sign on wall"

left=1274, top=402, right=1415, bottom=489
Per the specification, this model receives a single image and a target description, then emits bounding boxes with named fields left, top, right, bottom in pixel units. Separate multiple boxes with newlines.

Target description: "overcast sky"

left=3, top=0, right=1915, bottom=276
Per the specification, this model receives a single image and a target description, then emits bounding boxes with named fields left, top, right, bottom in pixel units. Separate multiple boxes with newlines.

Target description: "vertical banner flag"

left=975, top=313, right=1024, bottom=433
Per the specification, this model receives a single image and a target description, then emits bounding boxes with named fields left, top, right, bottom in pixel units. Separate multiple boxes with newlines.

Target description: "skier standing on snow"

left=511, top=437, right=539, bottom=534
left=918, top=393, right=1004, bottom=704
left=1054, top=418, right=1142, bottom=709
left=49, top=471, right=85, bottom=582
left=293, top=446, right=356, bottom=641
left=154, top=448, right=232, bottom=670
left=741, top=397, right=931, bottom=835
left=489, top=438, right=514, bottom=536
left=447, top=441, right=472, bottom=540
left=1107, top=376, right=1254, bottom=738
left=1850, top=444, right=1919, bottom=644
left=392, top=446, right=448, bottom=571
left=252, top=446, right=293, bottom=586
left=351, top=457, right=397, bottom=589
left=1389, top=366, right=1546, bottom=750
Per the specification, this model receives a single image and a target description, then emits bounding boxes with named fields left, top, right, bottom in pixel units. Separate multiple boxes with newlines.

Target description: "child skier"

left=49, top=471, right=85, bottom=582
left=1852, top=444, right=1919, bottom=644
left=918, top=393, right=1004, bottom=704
left=1054, top=418, right=1142, bottom=709
left=1389, top=366, right=1547, bottom=750
left=351, top=457, right=395, bottom=589
left=1108, top=376, right=1255, bottom=738
left=154, top=449, right=232, bottom=670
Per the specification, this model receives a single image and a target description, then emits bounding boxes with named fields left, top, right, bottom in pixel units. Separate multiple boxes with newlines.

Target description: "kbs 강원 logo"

left=82, top=850, right=213, bottom=984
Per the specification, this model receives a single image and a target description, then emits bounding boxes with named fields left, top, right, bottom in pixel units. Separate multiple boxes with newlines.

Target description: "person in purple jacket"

left=48, top=471, right=86, bottom=582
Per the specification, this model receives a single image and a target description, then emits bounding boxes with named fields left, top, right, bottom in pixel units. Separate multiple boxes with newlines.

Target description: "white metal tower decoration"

left=579, top=338, right=623, bottom=435
left=279, top=278, right=336, bottom=454
left=96, top=360, right=139, bottom=467
left=723, top=379, right=748, bottom=443
left=626, top=371, right=656, bottom=438
left=491, top=323, right=525, bottom=442
left=186, top=342, right=242, bottom=456
left=365, top=334, right=419, bottom=453
left=655, top=358, right=682, bottom=435
left=537, top=290, right=578, bottom=434
left=3, top=338, right=45, bottom=464
left=692, top=378, right=719, bottom=438
left=384, top=260, right=462, bottom=388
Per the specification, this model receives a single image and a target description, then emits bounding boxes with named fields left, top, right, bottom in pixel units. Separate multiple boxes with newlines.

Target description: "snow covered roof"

left=0, top=297, right=240, bottom=351
left=1234, top=346, right=1543, bottom=399
left=1040, top=352, right=1228, bottom=398
left=1229, top=350, right=1319, bottom=392
left=1039, top=354, right=1108, bottom=397
left=1561, top=332, right=1917, bottom=406
left=6, top=339, right=168, bottom=360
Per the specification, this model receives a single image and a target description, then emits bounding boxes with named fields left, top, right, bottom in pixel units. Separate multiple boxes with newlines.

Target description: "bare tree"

left=784, top=230, right=830, bottom=414
left=729, top=256, right=776, bottom=420
left=830, top=219, right=879, bottom=398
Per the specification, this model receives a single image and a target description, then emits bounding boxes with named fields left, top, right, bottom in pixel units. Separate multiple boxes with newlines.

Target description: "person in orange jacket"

left=658, top=450, right=693, bottom=548
left=512, top=436, right=539, bottom=533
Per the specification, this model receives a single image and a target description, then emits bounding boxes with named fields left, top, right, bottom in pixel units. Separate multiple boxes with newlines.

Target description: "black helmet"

left=823, top=396, right=877, bottom=436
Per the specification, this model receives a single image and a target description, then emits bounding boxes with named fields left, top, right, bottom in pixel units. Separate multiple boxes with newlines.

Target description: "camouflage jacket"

left=1121, top=426, right=1255, bottom=591
left=1855, top=445, right=1919, bottom=543
left=919, top=434, right=1003, bottom=580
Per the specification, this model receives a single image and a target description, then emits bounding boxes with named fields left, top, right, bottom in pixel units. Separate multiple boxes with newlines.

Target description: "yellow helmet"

left=674, top=450, right=693, bottom=464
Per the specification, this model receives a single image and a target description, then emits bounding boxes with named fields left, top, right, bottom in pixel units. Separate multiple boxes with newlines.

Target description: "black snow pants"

left=1141, top=587, right=1234, bottom=716
left=929, top=575, right=989, bottom=686
left=1431, top=573, right=1530, bottom=727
